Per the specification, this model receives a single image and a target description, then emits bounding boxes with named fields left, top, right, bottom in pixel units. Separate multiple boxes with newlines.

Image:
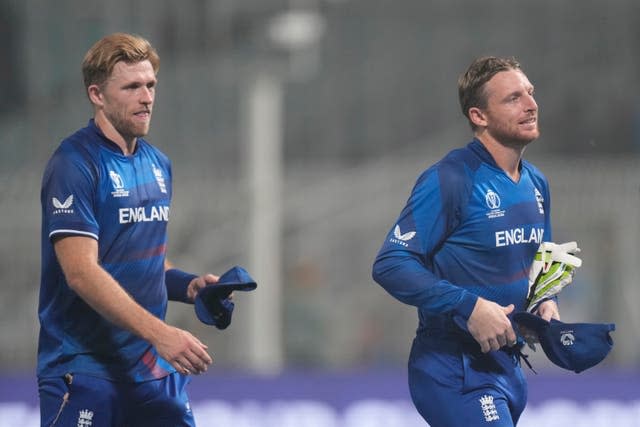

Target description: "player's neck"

left=94, top=114, right=137, bottom=156
left=475, top=135, right=525, bottom=182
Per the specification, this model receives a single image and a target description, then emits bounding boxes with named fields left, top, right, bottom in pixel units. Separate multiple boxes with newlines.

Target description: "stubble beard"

left=107, top=109, right=151, bottom=141
left=490, top=123, right=539, bottom=150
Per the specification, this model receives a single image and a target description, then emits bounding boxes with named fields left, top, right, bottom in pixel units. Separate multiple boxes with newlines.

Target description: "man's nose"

left=140, top=87, right=154, bottom=104
left=524, top=93, right=537, bottom=111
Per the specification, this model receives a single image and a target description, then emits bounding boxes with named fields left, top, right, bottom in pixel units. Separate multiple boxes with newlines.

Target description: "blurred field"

left=1, top=369, right=639, bottom=426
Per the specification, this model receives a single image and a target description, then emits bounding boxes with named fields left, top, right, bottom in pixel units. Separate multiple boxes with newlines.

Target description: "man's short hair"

left=458, top=56, right=521, bottom=129
left=81, top=32, right=160, bottom=91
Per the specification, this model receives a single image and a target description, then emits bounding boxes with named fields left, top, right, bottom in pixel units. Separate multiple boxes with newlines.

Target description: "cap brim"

left=513, top=311, right=550, bottom=334
left=197, top=281, right=257, bottom=301
left=199, top=265, right=257, bottom=299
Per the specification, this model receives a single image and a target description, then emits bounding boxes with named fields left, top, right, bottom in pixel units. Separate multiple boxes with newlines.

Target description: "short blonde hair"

left=81, top=32, right=160, bottom=90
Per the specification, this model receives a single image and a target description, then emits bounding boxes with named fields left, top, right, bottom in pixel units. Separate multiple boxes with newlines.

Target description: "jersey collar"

left=468, top=138, right=523, bottom=174
left=87, top=119, right=142, bottom=156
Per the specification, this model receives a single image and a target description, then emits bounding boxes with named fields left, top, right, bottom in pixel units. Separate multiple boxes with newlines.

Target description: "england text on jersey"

left=495, top=227, right=544, bottom=248
left=118, top=205, right=170, bottom=224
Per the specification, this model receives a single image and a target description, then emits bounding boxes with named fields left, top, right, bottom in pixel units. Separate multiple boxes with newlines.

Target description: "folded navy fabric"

left=194, top=266, right=257, bottom=329
left=513, top=311, right=615, bottom=373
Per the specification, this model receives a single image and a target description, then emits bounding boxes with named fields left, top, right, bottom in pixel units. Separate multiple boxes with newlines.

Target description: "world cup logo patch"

left=485, top=190, right=501, bottom=209
left=485, top=189, right=505, bottom=219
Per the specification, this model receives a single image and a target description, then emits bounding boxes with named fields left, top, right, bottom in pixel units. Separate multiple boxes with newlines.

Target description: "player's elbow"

left=371, top=257, right=391, bottom=287
left=53, top=235, right=101, bottom=293
left=62, top=266, right=91, bottom=293
left=371, top=263, right=381, bottom=285
left=57, top=255, right=100, bottom=294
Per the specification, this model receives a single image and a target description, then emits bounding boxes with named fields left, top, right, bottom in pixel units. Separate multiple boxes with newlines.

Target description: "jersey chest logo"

left=152, top=163, right=167, bottom=194
left=485, top=189, right=505, bottom=219
left=534, top=187, right=545, bottom=214
left=109, top=170, right=130, bottom=198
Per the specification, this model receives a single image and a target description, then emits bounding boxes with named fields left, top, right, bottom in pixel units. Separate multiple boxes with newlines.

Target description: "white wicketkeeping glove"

left=525, top=241, right=582, bottom=313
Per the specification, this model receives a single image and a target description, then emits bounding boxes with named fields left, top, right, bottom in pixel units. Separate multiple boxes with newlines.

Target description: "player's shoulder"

left=439, top=145, right=480, bottom=176
left=137, top=138, right=171, bottom=166
left=521, top=158, right=546, bottom=178
left=410, top=146, right=477, bottom=206
left=521, top=158, right=549, bottom=187
left=48, top=126, right=100, bottom=168
left=41, top=127, right=101, bottom=190
left=417, top=145, right=476, bottom=186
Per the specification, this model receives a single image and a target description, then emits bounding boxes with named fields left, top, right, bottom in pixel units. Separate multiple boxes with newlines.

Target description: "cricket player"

left=38, top=33, right=218, bottom=426
left=372, top=56, right=558, bottom=426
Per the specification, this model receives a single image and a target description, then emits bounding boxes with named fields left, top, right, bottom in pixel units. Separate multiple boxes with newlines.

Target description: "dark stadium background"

left=1, top=1, right=638, bottom=425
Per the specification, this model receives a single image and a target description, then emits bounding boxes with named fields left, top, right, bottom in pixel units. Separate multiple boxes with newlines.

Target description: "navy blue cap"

left=513, top=312, right=615, bottom=373
left=194, top=266, right=257, bottom=329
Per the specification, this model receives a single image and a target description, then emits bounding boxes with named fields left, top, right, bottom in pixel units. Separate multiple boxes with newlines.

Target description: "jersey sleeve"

left=41, top=145, right=100, bottom=240
left=371, top=163, right=478, bottom=320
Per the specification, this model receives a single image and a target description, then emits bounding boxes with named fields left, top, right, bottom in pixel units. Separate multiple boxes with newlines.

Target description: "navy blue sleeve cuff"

left=453, top=291, right=479, bottom=321
left=165, top=269, right=198, bottom=304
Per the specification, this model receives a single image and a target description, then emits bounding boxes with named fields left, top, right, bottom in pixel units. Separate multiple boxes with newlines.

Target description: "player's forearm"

left=54, top=236, right=169, bottom=344
left=372, top=253, right=477, bottom=318
left=65, top=262, right=168, bottom=343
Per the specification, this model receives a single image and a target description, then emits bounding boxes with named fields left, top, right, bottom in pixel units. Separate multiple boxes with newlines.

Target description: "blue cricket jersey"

left=372, top=139, right=552, bottom=335
left=38, top=119, right=175, bottom=382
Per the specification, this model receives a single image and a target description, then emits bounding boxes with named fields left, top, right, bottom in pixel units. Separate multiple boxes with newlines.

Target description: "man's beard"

left=489, top=123, right=539, bottom=149
left=107, top=110, right=150, bottom=140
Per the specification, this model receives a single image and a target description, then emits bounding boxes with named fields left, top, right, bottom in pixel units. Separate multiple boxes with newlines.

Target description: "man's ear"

left=468, top=107, right=488, bottom=128
left=87, top=85, right=104, bottom=107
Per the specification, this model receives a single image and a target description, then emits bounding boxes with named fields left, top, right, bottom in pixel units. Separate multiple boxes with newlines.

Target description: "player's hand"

left=466, top=298, right=517, bottom=353
left=519, top=299, right=560, bottom=351
left=535, top=299, right=560, bottom=322
left=186, top=273, right=219, bottom=303
left=152, top=325, right=213, bottom=375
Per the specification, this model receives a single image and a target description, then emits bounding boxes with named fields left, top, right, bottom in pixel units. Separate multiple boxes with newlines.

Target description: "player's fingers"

left=190, top=342, right=213, bottom=366
left=190, top=335, right=207, bottom=349
left=203, top=273, right=219, bottom=284
left=192, top=346, right=213, bottom=366
left=175, top=358, right=195, bottom=375
left=496, top=334, right=508, bottom=348
left=538, top=303, right=560, bottom=322
left=502, top=303, right=515, bottom=315
left=183, top=347, right=212, bottom=374
left=186, top=278, right=207, bottom=301
left=191, top=354, right=212, bottom=371
left=479, top=338, right=491, bottom=353
left=184, top=354, right=207, bottom=374
left=505, top=327, right=517, bottom=346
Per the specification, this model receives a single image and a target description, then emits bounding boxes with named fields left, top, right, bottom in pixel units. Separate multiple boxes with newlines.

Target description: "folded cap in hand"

left=195, top=266, right=257, bottom=329
left=513, top=311, right=615, bottom=373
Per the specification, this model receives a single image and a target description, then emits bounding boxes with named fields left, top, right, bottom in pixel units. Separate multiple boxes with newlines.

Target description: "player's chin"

left=131, top=124, right=150, bottom=137
left=515, top=129, right=539, bottom=145
left=518, top=124, right=539, bottom=139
